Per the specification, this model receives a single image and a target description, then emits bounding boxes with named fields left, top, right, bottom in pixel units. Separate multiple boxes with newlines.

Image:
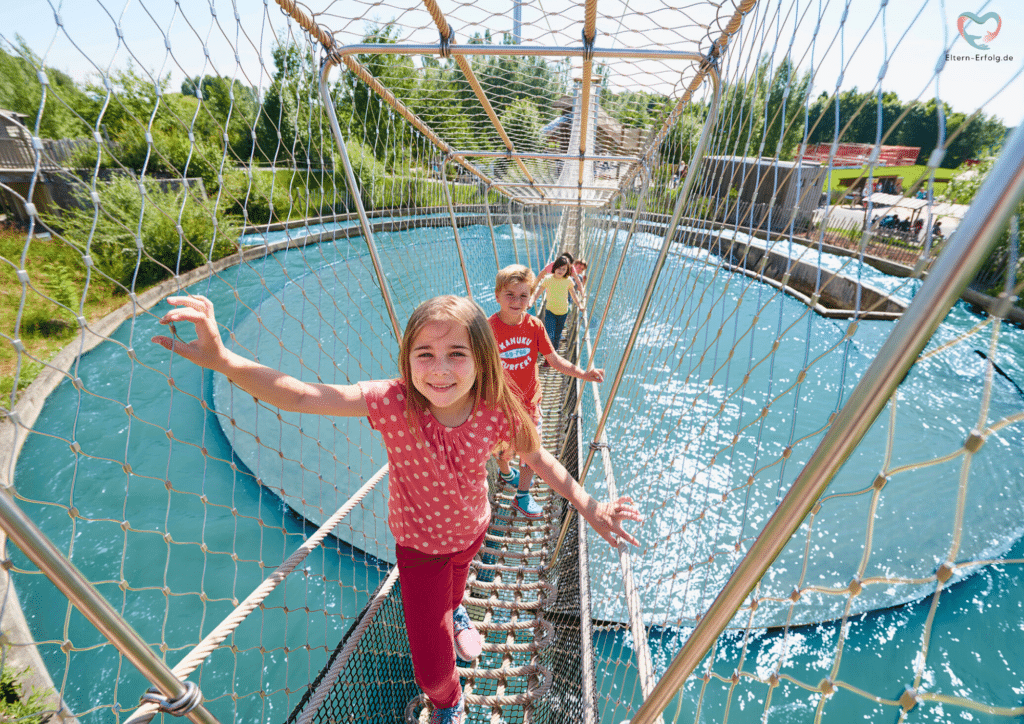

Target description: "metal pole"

left=439, top=158, right=474, bottom=298
left=590, top=168, right=651, bottom=356
left=549, top=69, right=721, bottom=565
left=576, top=66, right=719, bottom=486
left=520, top=205, right=532, bottom=270
left=0, top=487, right=221, bottom=724
left=629, top=119, right=1024, bottom=724
left=483, top=189, right=501, bottom=273
left=319, top=56, right=402, bottom=341
left=508, top=203, right=520, bottom=265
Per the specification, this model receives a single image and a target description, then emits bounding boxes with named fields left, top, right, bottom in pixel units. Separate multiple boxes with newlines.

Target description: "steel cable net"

left=1, top=0, right=1023, bottom=723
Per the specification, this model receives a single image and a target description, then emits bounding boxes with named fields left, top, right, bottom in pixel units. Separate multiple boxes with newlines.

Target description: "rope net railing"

left=1, top=0, right=1023, bottom=723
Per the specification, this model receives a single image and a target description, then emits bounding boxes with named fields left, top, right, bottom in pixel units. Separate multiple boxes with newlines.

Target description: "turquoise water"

left=583, top=231, right=1024, bottom=721
left=10, top=222, right=553, bottom=722
left=11, top=222, right=1024, bottom=723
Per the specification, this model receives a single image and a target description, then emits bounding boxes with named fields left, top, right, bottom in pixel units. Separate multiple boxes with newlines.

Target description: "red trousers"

left=396, top=528, right=486, bottom=709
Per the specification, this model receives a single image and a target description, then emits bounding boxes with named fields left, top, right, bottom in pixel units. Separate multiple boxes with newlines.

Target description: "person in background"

left=488, top=264, right=604, bottom=518
left=531, top=255, right=583, bottom=351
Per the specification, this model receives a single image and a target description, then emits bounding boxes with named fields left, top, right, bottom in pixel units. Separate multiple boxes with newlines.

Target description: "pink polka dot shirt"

left=359, top=379, right=510, bottom=555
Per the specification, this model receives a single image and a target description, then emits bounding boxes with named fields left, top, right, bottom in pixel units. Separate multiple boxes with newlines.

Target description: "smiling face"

left=497, top=281, right=532, bottom=325
left=408, top=320, right=477, bottom=426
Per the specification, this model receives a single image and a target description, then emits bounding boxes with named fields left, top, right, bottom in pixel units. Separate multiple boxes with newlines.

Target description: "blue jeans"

left=544, top=309, right=567, bottom=350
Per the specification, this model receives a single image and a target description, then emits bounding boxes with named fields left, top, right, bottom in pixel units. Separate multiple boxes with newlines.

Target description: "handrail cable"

left=548, top=63, right=723, bottom=565
left=125, top=464, right=390, bottom=724
left=0, top=487, right=221, bottom=724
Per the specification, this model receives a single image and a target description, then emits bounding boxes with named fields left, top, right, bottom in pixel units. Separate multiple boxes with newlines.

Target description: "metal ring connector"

left=700, top=43, right=721, bottom=73
left=589, top=441, right=611, bottom=452
left=439, top=29, right=454, bottom=59
left=581, top=30, right=596, bottom=63
left=140, top=681, right=203, bottom=717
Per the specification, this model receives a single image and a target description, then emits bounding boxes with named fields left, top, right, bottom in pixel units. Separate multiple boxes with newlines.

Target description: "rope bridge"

left=0, top=0, right=1023, bottom=723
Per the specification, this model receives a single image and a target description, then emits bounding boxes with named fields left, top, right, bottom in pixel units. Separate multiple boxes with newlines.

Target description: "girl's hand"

left=586, top=495, right=641, bottom=548
left=581, top=368, right=605, bottom=383
left=151, top=295, right=229, bottom=371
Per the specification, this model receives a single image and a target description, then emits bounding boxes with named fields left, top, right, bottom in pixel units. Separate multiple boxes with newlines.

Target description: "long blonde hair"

left=398, top=296, right=540, bottom=453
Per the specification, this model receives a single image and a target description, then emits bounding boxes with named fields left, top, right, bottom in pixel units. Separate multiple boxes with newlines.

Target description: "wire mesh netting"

left=1, top=0, right=1023, bottom=723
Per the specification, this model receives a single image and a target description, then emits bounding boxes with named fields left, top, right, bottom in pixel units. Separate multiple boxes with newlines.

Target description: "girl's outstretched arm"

left=569, top=283, right=584, bottom=310
left=151, top=295, right=369, bottom=417
left=520, top=446, right=641, bottom=548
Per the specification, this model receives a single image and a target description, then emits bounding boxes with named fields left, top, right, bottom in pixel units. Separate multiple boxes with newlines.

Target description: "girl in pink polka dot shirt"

left=153, top=294, right=641, bottom=724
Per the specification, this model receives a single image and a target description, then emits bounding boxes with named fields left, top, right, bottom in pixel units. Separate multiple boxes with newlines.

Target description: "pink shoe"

left=453, top=605, right=483, bottom=661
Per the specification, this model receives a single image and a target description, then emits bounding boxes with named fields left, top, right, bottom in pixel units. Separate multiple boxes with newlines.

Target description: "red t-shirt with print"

left=488, top=313, right=554, bottom=414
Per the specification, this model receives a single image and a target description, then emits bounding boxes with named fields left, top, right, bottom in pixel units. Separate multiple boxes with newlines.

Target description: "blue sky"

left=2, top=0, right=1021, bottom=127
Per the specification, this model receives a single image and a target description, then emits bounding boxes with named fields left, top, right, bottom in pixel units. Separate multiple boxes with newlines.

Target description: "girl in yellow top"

left=531, top=255, right=582, bottom=350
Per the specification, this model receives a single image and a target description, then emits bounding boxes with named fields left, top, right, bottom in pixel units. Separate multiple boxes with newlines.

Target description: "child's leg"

left=543, top=309, right=558, bottom=347
left=518, top=464, right=535, bottom=491
left=551, top=311, right=567, bottom=348
left=496, top=445, right=513, bottom=476
left=449, top=529, right=486, bottom=610
left=395, top=530, right=487, bottom=709
left=511, top=412, right=544, bottom=518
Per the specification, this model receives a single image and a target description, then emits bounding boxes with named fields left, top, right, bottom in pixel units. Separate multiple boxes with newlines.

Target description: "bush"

left=48, top=176, right=239, bottom=290
left=221, top=168, right=295, bottom=225
left=221, top=167, right=351, bottom=224
left=0, top=662, right=50, bottom=724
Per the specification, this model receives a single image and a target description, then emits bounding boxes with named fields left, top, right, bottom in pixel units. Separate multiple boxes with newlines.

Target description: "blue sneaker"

left=428, top=690, right=464, bottom=724
left=477, top=549, right=497, bottom=582
left=499, top=469, right=520, bottom=489
left=513, top=491, right=544, bottom=518
left=452, top=605, right=482, bottom=661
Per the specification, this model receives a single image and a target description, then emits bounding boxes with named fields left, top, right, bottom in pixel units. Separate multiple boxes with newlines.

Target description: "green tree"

left=340, top=23, right=417, bottom=168
left=716, top=56, right=771, bottom=159
left=181, top=74, right=259, bottom=161
left=84, top=65, right=223, bottom=188
left=0, top=37, right=95, bottom=139
left=255, top=42, right=336, bottom=167
left=454, top=30, right=564, bottom=151
left=408, top=63, right=473, bottom=159
left=658, top=107, right=705, bottom=167
left=942, top=157, right=1022, bottom=296
left=806, top=87, right=877, bottom=149
left=806, top=89, right=1006, bottom=169
left=760, top=57, right=811, bottom=160
left=49, top=176, right=239, bottom=289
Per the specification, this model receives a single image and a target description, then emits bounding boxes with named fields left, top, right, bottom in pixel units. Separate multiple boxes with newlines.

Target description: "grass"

left=0, top=225, right=126, bottom=403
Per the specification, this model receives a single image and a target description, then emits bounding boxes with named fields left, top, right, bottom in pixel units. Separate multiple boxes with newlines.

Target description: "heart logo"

left=957, top=11, right=1002, bottom=50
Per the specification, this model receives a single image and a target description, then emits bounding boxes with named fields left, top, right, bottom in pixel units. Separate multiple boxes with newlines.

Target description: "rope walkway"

left=406, top=344, right=577, bottom=723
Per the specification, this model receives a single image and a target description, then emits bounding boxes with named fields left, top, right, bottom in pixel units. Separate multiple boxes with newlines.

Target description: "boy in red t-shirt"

left=489, top=264, right=605, bottom=517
